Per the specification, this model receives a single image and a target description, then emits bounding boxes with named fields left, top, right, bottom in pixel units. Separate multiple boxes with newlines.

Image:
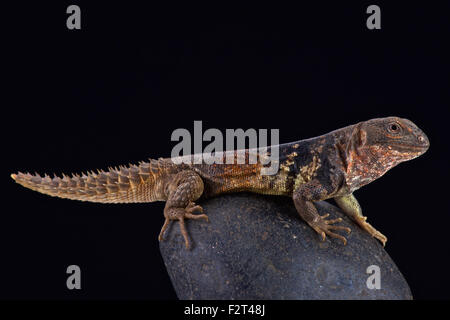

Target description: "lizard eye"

left=387, top=122, right=401, bottom=134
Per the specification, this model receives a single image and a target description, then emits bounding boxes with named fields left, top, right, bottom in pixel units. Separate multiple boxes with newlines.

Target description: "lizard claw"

left=186, top=202, right=204, bottom=214
left=158, top=204, right=209, bottom=249
left=355, top=216, right=387, bottom=246
left=310, top=213, right=352, bottom=245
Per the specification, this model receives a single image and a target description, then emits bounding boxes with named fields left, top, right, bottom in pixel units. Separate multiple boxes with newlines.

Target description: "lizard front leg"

left=334, top=193, right=387, bottom=246
left=293, top=180, right=351, bottom=245
left=158, top=170, right=208, bottom=249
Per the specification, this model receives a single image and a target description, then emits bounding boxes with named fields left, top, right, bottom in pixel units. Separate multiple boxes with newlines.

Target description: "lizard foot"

left=158, top=203, right=208, bottom=249
left=354, top=216, right=387, bottom=246
left=309, top=213, right=352, bottom=245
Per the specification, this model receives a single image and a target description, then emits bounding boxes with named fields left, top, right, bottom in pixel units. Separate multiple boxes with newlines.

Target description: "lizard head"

left=345, top=116, right=429, bottom=190
left=359, top=116, right=429, bottom=160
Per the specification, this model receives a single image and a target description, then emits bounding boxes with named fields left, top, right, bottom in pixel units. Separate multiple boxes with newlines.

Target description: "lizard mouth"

left=389, top=143, right=429, bottom=153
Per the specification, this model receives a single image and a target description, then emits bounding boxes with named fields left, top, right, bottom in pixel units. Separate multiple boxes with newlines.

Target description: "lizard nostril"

left=417, top=134, right=429, bottom=147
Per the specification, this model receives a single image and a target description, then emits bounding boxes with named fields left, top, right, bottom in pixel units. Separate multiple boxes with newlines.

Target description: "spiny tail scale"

left=11, top=159, right=176, bottom=203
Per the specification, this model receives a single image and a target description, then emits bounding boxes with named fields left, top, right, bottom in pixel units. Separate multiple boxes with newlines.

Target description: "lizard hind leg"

left=158, top=170, right=208, bottom=249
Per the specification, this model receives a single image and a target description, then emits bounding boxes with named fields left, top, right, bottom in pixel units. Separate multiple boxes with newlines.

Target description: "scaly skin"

left=11, top=117, right=429, bottom=249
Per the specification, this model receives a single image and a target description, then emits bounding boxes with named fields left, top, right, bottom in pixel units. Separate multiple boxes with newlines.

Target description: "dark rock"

left=159, top=193, right=412, bottom=300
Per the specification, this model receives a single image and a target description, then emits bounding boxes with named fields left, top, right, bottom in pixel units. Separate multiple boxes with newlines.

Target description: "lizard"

left=11, top=116, right=429, bottom=249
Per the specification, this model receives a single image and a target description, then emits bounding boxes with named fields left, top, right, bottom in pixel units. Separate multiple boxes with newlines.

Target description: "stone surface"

left=159, top=193, right=412, bottom=300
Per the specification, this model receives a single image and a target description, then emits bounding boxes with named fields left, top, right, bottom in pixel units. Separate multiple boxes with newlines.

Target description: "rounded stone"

left=159, top=193, right=412, bottom=300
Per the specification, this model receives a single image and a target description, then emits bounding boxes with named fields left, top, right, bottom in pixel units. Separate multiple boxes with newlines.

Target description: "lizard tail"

left=11, top=159, right=176, bottom=203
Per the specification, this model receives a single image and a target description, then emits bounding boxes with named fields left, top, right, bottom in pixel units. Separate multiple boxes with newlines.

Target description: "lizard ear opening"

left=345, top=122, right=365, bottom=158
left=358, top=128, right=367, bottom=147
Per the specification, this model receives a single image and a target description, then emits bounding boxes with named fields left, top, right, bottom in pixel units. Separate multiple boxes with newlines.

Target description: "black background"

left=1, top=2, right=449, bottom=300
